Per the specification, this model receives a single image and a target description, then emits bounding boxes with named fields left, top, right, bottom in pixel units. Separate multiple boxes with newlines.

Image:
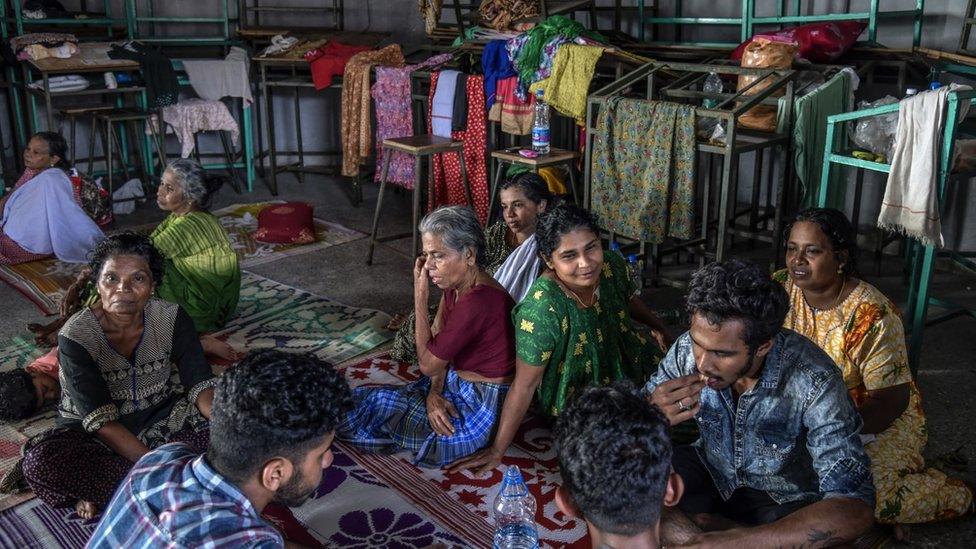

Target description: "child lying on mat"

left=0, top=348, right=60, bottom=421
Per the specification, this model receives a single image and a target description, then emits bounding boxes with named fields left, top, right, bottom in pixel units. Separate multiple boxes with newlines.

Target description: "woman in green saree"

left=450, top=203, right=673, bottom=474
left=38, top=159, right=240, bottom=355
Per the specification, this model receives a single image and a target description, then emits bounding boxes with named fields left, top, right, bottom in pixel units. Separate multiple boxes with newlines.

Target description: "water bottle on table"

left=492, top=465, right=539, bottom=549
left=531, top=90, right=550, bottom=155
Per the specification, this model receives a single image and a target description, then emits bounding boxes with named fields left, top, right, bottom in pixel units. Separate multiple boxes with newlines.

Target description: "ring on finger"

left=677, top=399, right=689, bottom=411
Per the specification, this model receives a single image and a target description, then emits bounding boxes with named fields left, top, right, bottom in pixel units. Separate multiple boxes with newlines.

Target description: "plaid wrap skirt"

left=337, top=369, right=509, bottom=467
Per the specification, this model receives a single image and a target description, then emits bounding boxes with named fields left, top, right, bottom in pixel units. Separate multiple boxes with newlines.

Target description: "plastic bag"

left=849, top=96, right=899, bottom=160
left=737, top=37, right=796, bottom=132
left=732, top=21, right=866, bottom=64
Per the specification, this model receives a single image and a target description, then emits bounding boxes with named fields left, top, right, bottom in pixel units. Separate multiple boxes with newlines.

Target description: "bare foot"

left=385, top=313, right=407, bottom=331
left=75, top=500, right=98, bottom=520
left=200, top=334, right=238, bottom=362
left=893, top=524, right=911, bottom=542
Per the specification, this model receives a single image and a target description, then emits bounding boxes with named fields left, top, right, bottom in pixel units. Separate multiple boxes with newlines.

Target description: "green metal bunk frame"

left=636, top=1, right=925, bottom=49
left=237, top=0, right=344, bottom=33
left=818, top=88, right=976, bottom=374
left=125, top=0, right=235, bottom=45
left=6, top=0, right=124, bottom=38
left=584, top=61, right=796, bottom=288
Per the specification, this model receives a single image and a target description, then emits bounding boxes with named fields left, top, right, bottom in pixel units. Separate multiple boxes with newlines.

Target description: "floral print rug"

left=0, top=202, right=364, bottom=315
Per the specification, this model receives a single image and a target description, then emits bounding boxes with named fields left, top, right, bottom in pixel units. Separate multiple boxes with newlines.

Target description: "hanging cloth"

left=304, top=42, right=372, bottom=91
left=482, top=39, right=516, bottom=111
left=878, top=84, right=972, bottom=248
left=528, top=44, right=604, bottom=125
left=488, top=76, right=534, bottom=135
left=181, top=47, right=254, bottom=104
left=431, top=69, right=460, bottom=138
left=590, top=97, right=697, bottom=243
left=341, top=44, right=405, bottom=177
left=108, top=41, right=179, bottom=108
left=428, top=72, right=490, bottom=224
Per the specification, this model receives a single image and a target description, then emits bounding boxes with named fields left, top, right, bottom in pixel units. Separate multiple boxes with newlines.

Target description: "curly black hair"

left=31, top=131, right=70, bottom=171
left=555, top=381, right=672, bottom=536
left=87, top=232, right=165, bottom=287
left=785, top=207, right=860, bottom=278
left=536, top=202, right=601, bottom=260
left=0, top=369, right=38, bottom=421
left=498, top=172, right=553, bottom=206
left=207, top=350, right=354, bottom=484
left=686, top=259, right=789, bottom=351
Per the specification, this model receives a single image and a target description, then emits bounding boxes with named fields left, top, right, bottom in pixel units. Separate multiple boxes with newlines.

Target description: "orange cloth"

left=341, top=44, right=404, bottom=177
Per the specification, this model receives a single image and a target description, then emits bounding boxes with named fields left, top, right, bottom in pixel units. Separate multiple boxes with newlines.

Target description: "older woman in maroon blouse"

left=337, top=205, right=515, bottom=467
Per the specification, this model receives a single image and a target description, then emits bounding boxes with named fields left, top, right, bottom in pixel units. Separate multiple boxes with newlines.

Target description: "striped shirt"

left=88, top=443, right=283, bottom=548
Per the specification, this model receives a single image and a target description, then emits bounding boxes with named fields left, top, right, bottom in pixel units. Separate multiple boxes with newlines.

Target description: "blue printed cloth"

left=337, top=369, right=509, bottom=467
left=88, top=443, right=283, bottom=548
left=644, top=330, right=876, bottom=507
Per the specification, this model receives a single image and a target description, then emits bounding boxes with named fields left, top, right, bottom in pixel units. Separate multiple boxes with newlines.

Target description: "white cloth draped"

left=0, top=168, right=103, bottom=262
left=493, top=233, right=541, bottom=303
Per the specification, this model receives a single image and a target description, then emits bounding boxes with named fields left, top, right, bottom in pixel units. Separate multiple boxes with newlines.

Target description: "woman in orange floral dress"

left=776, top=208, right=972, bottom=538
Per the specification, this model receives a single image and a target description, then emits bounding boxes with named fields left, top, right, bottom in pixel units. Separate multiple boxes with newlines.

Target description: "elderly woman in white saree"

left=391, top=172, right=552, bottom=363
left=0, top=132, right=103, bottom=264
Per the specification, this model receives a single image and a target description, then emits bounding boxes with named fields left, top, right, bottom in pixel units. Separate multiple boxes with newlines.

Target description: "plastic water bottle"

left=492, top=466, right=539, bottom=549
left=702, top=71, right=723, bottom=108
left=531, top=90, right=550, bottom=155
left=626, top=253, right=643, bottom=296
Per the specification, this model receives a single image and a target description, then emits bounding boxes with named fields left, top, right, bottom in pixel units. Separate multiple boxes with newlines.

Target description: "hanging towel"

left=372, top=53, right=454, bottom=189
left=304, top=42, right=372, bottom=91
left=788, top=68, right=857, bottom=208
left=878, top=84, right=972, bottom=248
left=489, top=75, right=534, bottom=135
left=341, top=44, right=405, bottom=177
left=528, top=44, right=604, bottom=125
left=590, top=97, right=697, bottom=243
left=159, top=99, right=241, bottom=158
left=181, top=47, right=254, bottom=104
left=431, top=69, right=460, bottom=138
left=482, top=39, right=516, bottom=111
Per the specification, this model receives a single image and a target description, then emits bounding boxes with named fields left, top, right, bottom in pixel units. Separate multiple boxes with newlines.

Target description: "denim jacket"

left=645, top=330, right=875, bottom=507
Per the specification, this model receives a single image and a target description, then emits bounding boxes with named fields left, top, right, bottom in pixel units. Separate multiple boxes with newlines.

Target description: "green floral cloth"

left=390, top=221, right=513, bottom=363
left=514, top=251, right=661, bottom=416
left=590, top=97, right=696, bottom=243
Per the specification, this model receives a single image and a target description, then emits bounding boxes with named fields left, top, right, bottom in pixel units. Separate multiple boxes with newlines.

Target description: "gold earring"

left=837, top=266, right=844, bottom=274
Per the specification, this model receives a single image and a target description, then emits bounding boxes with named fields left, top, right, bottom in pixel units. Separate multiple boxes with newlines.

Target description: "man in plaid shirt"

left=88, top=350, right=353, bottom=548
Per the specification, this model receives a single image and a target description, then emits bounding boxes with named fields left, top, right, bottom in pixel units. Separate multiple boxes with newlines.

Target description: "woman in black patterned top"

left=22, top=233, right=214, bottom=520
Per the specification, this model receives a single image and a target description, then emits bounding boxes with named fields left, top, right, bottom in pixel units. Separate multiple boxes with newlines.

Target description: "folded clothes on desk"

left=28, top=74, right=89, bottom=92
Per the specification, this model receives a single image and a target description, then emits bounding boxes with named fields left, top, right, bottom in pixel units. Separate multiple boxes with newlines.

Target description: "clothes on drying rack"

left=878, top=83, right=972, bottom=248
left=372, top=53, right=454, bottom=189
left=529, top=43, right=604, bottom=125
left=506, top=15, right=604, bottom=99
left=452, top=74, right=469, bottom=132
left=22, top=1, right=68, bottom=19
left=482, top=39, right=515, bottom=111
left=108, top=41, right=179, bottom=108
left=488, top=75, right=534, bottom=135
left=427, top=72, right=489, bottom=223
left=591, top=97, right=697, bottom=243
left=480, top=0, right=541, bottom=31
left=10, top=32, right=77, bottom=61
left=418, top=0, right=443, bottom=35
left=181, top=47, right=254, bottom=105
left=341, top=44, right=405, bottom=177
left=305, top=42, right=372, bottom=91
left=431, top=70, right=460, bottom=138
left=158, top=99, right=241, bottom=159
left=258, top=34, right=299, bottom=58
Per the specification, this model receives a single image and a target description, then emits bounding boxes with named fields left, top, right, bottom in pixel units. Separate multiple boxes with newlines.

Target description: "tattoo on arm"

left=807, top=528, right=845, bottom=547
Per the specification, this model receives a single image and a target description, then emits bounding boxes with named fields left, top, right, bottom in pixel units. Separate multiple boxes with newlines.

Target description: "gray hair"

left=418, top=206, right=486, bottom=269
left=165, top=158, right=223, bottom=211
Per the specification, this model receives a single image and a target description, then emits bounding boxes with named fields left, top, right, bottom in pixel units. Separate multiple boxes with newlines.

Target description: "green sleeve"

left=514, top=283, right=563, bottom=367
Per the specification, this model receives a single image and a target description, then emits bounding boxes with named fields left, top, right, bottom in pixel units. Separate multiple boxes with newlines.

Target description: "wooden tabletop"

left=27, top=42, right=139, bottom=74
left=491, top=147, right=579, bottom=167
left=383, top=135, right=462, bottom=154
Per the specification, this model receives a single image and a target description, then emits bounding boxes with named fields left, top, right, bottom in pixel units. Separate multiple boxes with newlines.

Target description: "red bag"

left=732, top=21, right=866, bottom=64
left=253, top=202, right=316, bottom=244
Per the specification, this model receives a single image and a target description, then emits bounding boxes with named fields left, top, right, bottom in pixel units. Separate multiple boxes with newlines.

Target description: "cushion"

left=253, top=202, right=316, bottom=244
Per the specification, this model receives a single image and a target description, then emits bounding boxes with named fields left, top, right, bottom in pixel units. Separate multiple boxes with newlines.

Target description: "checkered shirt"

left=88, top=443, right=283, bottom=548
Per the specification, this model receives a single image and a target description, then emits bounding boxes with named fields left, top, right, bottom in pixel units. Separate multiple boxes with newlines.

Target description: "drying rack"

left=584, top=60, right=796, bottom=288
left=237, top=0, right=344, bottom=34
left=124, top=0, right=236, bottom=46
left=818, top=88, right=976, bottom=374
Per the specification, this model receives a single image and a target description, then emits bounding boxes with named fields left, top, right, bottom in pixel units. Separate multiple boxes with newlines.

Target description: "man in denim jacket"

left=645, top=260, right=875, bottom=547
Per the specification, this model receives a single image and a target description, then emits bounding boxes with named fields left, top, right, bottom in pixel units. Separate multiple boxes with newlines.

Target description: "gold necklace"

left=558, top=278, right=596, bottom=308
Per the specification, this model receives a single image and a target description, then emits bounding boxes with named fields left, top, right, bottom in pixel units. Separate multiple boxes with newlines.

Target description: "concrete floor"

left=1, top=172, right=974, bottom=547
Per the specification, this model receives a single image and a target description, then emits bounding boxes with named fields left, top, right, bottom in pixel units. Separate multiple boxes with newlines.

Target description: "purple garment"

left=371, top=53, right=452, bottom=189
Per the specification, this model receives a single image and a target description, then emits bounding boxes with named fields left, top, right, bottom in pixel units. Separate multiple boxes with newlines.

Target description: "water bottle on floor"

left=531, top=90, right=550, bottom=155
left=492, top=466, right=539, bottom=549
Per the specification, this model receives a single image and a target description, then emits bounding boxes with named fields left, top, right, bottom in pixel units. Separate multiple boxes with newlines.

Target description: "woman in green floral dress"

left=449, top=203, right=672, bottom=475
